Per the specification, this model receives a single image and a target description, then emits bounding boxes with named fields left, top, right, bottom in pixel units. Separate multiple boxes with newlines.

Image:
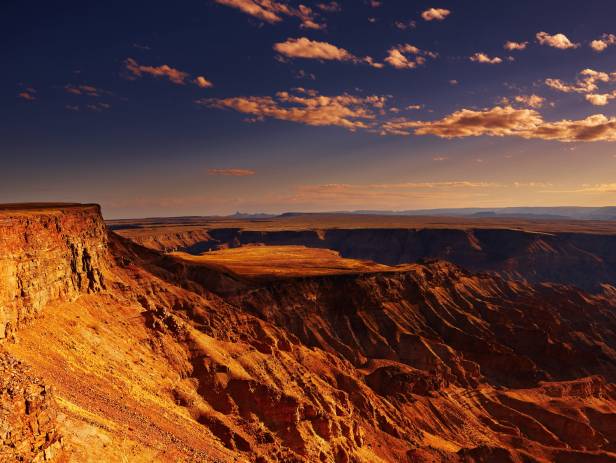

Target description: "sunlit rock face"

left=0, top=204, right=107, bottom=339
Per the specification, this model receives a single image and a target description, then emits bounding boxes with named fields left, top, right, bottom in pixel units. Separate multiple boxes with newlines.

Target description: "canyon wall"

left=128, top=227, right=616, bottom=291
left=0, top=204, right=108, bottom=339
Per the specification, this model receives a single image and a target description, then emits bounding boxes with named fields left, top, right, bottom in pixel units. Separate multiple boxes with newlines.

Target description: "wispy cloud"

left=197, top=88, right=387, bottom=131
left=316, top=2, right=341, bottom=13
left=124, top=58, right=213, bottom=88
left=208, top=168, right=256, bottom=176
left=545, top=68, right=616, bottom=105
left=64, top=84, right=108, bottom=97
left=513, top=94, right=545, bottom=108
left=545, top=69, right=614, bottom=94
left=214, top=0, right=324, bottom=29
left=384, top=44, right=437, bottom=69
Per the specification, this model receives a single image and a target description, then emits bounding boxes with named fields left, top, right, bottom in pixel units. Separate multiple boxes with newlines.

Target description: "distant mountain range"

left=321, top=207, right=616, bottom=221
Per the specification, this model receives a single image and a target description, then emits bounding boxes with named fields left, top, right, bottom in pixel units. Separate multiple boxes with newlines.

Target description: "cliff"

left=0, top=204, right=108, bottom=339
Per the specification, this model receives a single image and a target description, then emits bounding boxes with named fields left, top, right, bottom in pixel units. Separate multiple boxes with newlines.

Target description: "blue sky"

left=2, top=0, right=616, bottom=218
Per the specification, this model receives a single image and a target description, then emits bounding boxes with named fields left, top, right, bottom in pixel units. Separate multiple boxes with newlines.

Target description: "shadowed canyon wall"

left=124, top=227, right=616, bottom=291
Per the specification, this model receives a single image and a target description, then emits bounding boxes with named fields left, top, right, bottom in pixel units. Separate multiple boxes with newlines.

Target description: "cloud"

left=576, top=183, right=616, bottom=193
left=504, top=41, right=528, bottom=51
left=384, top=44, right=437, bottom=69
left=470, top=53, right=502, bottom=64
left=394, top=20, right=416, bottom=30
left=125, top=58, right=189, bottom=84
left=208, top=168, right=256, bottom=176
left=545, top=69, right=615, bottom=98
left=585, top=93, right=616, bottom=106
left=64, top=84, right=106, bottom=96
left=381, top=105, right=616, bottom=142
left=124, top=58, right=213, bottom=88
left=197, top=88, right=388, bottom=131
left=514, top=94, right=545, bottom=108
left=421, top=8, right=451, bottom=21
left=273, top=37, right=381, bottom=67
left=449, top=79, right=459, bottom=85
left=291, top=181, right=500, bottom=203
left=86, top=102, right=112, bottom=112
left=316, top=2, right=341, bottom=12
left=274, top=37, right=352, bottom=60
left=214, top=0, right=324, bottom=29
left=590, top=33, right=616, bottom=52
left=536, top=32, right=579, bottom=49
left=195, top=76, right=214, bottom=88
left=18, top=88, right=36, bottom=101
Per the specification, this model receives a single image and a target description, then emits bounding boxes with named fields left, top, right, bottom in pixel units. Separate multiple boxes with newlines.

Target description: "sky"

left=2, top=0, right=616, bottom=218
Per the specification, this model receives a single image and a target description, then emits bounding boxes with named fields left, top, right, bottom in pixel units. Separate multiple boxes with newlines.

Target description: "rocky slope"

left=3, top=204, right=616, bottom=462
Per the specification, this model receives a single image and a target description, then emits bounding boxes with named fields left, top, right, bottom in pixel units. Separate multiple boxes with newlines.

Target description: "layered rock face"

left=0, top=204, right=107, bottom=339
left=123, top=227, right=616, bottom=291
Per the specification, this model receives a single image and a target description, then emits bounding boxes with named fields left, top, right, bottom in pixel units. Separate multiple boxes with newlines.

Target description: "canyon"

left=2, top=204, right=616, bottom=462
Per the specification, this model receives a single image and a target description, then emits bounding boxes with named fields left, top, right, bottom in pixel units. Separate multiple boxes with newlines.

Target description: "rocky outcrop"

left=0, top=204, right=108, bottom=339
left=0, top=350, right=63, bottom=462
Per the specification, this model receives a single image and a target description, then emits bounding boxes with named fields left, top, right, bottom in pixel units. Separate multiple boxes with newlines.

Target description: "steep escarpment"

left=0, top=204, right=107, bottom=339
left=122, top=226, right=616, bottom=291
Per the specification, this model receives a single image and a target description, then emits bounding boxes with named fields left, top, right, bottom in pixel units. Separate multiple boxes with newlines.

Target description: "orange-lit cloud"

left=273, top=37, right=382, bottom=67
left=208, top=168, right=256, bottom=176
left=316, top=2, right=341, bottom=13
left=384, top=44, right=437, bottom=69
left=514, top=94, right=545, bottom=108
left=504, top=41, right=528, bottom=51
left=536, top=31, right=579, bottom=49
left=421, top=8, right=451, bottom=21
left=214, top=0, right=324, bottom=29
left=125, top=58, right=189, bottom=84
left=381, top=105, right=616, bottom=142
left=590, top=34, right=616, bottom=52
left=470, top=53, right=502, bottom=64
left=585, top=92, right=616, bottom=106
left=545, top=69, right=616, bottom=106
left=18, top=88, right=36, bottom=101
left=124, top=58, right=213, bottom=88
left=291, top=181, right=500, bottom=203
left=64, top=84, right=106, bottom=96
left=194, top=76, right=214, bottom=88
left=197, top=89, right=388, bottom=131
